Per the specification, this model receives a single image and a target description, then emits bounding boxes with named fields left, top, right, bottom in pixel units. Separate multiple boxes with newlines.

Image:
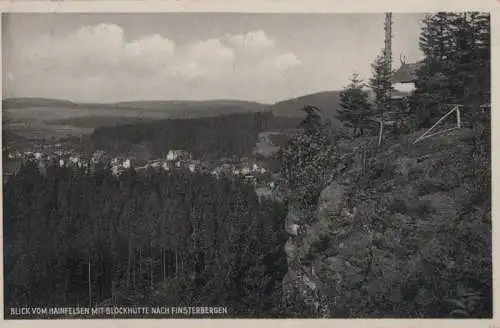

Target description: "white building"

left=111, top=166, right=121, bottom=176
left=34, top=152, right=42, bottom=160
left=166, top=150, right=178, bottom=161
left=59, top=159, right=65, bottom=167
left=166, top=149, right=191, bottom=162
left=122, top=159, right=131, bottom=169
left=188, top=163, right=196, bottom=173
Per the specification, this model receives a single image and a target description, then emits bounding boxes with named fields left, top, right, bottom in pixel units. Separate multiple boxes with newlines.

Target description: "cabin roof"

left=391, top=62, right=424, bottom=83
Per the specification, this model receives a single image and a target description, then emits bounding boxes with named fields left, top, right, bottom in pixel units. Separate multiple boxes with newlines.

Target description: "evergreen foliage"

left=338, top=73, right=372, bottom=136
left=410, top=12, right=490, bottom=127
left=3, top=163, right=288, bottom=318
left=87, top=111, right=300, bottom=160
left=369, top=50, right=394, bottom=117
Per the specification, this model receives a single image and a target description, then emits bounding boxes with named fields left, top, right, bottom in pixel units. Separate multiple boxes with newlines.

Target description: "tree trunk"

left=64, top=270, right=70, bottom=304
left=162, top=247, right=166, bottom=287
left=139, top=247, right=142, bottom=281
left=126, top=238, right=132, bottom=288
left=175, top=250, right=178, bottom=275
left=133, top=252, right=136, bottom=288
left=88, top=256, right=92, bottom=308
left=150, top=242, right=154, bottom=290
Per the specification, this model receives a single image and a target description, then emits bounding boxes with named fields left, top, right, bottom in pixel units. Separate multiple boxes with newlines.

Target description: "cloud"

left=7, top=24, right=301, bottom=102
left=227, top=30, right=275, bottom=51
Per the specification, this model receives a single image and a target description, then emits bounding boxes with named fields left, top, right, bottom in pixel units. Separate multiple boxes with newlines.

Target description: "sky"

left=3, top=13, right=425, bottom=104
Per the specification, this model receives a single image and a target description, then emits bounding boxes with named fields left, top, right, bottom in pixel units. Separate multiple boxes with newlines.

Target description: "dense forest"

left=3, top=163, right=290, bottom=318
left=87, top=111, right=301, bottom=160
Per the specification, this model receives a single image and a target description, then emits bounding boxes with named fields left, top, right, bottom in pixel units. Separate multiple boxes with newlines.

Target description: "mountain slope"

left=268, top=91, right=343, bottom=128
left=87, top=111, right=301, bottom=160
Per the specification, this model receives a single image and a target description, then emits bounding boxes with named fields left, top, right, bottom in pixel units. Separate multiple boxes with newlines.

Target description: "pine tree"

left=411, top=12, right=490, bottom=126
left=338, top=72, right=372, bottom=136
left=369, top=49, right=394, bottom=118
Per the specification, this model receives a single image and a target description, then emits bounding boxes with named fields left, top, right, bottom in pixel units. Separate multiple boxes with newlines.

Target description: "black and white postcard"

left=0, top=0, right=495, bottom=325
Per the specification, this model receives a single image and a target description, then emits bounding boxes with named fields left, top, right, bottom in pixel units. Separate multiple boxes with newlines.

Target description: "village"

left=3, top=144, right=279, bottom=201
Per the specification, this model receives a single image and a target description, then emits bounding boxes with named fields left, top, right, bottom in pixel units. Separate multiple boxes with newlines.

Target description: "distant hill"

left=268, top=91, right=343, bottom=128
left=3, top=98, right=76, bottom=109
left=3, top=93, right=345, bottom=141
left=3, top=97, right=269, bottom=133
left=3, top=97, right=266, bottom=113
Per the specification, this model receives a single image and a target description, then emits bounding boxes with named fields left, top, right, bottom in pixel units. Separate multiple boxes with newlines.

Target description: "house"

left=91, top=150, right=106, bottom=164
left=366, top=57, right=423, bottom=130
left=391, top=59, right=422, bottom=89
left=166, top=149, right=191, bottom=162
left=111, top=165, right=123, bottom=176
left=244, top=174, right=257, bottom=184
left=241, top=166, right=251, bottom=175
left=166, top=150, right=178, bottom=161
left=390, top=57, right=424, bottom=110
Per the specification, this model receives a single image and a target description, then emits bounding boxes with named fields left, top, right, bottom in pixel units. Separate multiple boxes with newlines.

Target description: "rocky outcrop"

left=282, top=129, right=491, bottom=317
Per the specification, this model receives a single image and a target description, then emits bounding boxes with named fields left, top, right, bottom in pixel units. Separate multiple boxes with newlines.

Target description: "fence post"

left=378, top=121, right=384, bottom=147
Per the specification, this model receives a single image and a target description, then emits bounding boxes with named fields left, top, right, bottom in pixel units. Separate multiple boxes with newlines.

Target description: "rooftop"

left=391, top=62, right=424, bottom=84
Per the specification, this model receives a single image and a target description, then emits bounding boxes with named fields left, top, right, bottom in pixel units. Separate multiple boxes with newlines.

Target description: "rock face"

left=281, top=129, right=492, bottom=318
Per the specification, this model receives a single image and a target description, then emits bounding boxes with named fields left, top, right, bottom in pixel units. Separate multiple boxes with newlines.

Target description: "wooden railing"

left=413, top=104, right=462, bottom=144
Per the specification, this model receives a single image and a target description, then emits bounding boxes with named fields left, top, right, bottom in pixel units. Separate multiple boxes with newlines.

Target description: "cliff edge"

left=281, top=127, right=491, bottom=318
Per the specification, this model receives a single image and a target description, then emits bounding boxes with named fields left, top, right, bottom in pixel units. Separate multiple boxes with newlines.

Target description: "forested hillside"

left=88, top=111, right=301, bottom=159
left=3, top=163, right=289, bottom=318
